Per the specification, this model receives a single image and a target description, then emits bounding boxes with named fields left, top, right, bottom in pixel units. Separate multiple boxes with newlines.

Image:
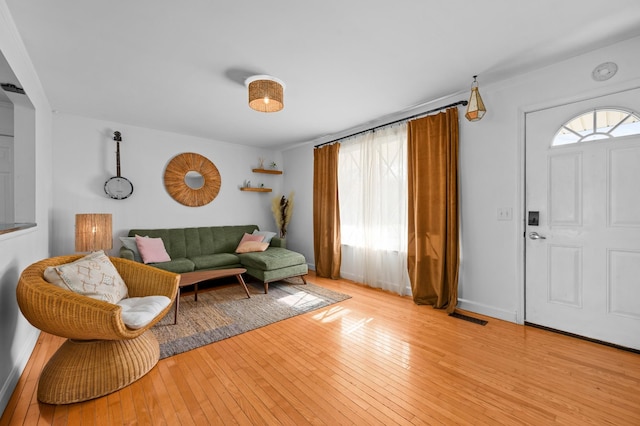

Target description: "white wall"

left=0, top=102, right=13, bottom=223
left=0, top=102, right=10, bottom=132
left=51, top=113, right=285, bottom=256
left=13, top=100, right=35, bottom=223
left=0, top=0, right=53, bottom=415
left=282, top=35, right=640, bottom=324
left=279, top=145, right=314, bottom=264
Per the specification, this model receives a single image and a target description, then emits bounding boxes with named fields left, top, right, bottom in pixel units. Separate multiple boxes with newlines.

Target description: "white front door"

left=525, top=87, right=640, bottom=350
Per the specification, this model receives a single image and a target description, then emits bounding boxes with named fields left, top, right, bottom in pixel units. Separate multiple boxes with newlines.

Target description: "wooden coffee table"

left=174, top=268, right=249, bottom=324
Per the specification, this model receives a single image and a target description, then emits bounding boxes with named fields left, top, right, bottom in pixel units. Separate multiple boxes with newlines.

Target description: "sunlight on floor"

left=312, top=305, right=351, bottom=323
left=277, top=291, right=323, bottom=309
left=312, top=307, right=413, bottom=369
left=342, top=316, right=374, bottom=334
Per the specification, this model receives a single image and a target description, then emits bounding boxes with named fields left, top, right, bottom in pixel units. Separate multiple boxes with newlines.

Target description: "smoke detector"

left=592, top=62, right=618, bottom=82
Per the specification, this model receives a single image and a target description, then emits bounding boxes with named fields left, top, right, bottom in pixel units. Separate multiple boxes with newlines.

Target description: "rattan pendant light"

left=245, top=75, right=285, bottom=112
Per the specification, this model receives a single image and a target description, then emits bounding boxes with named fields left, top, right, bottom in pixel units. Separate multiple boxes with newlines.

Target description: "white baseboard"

left=456, top=299, right=518, bottom=323
left=306, top=265, right=518, bottom=324
left=0, top=328, right=40, bottom=416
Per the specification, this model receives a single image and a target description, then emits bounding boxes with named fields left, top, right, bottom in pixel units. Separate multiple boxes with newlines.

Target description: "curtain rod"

left=314, top=99, right=468, bottom=148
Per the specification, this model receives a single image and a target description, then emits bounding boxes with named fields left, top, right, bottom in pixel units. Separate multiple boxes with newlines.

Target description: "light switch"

left=497, top=207, right=512, bottom=221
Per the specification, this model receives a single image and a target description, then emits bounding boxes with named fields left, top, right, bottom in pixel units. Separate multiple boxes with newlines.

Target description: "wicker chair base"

left=38, top=331, right=160, bottom=404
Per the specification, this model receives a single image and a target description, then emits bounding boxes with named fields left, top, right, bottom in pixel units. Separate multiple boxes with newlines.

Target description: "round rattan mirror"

left=164, top=152, right=221, bottom=206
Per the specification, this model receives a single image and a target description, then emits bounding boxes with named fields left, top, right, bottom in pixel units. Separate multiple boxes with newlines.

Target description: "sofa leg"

left=264, top=276, right=306, bottom=293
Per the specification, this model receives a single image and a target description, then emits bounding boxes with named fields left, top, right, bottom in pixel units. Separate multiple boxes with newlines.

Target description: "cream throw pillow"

left=251, top=229, right=277, bottom=243
left=119, top=236, right=143, bottom=262
left=44, top=251, right=129, bottom=303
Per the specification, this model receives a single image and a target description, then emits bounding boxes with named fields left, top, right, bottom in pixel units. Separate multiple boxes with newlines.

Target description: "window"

left=337, top=124, right=411, bottom=296
left=338, top=126, right=407, bottom=251
left=552, top=108, right=640, bottom=146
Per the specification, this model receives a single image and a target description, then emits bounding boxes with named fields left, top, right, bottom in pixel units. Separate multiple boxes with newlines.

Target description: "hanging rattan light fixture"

left=465, top=75, right=486, bottom=122
left=245, top=75, right=285, bottom=113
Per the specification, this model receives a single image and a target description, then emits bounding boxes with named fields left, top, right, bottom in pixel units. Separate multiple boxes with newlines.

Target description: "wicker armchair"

left=16, top=255, right=179, bottom=404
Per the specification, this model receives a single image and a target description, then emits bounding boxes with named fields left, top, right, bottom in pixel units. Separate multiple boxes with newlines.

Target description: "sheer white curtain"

left=338, top=123, right=411, bottom=296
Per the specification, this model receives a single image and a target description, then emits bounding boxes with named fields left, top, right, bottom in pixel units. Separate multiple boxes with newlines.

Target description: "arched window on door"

left=552, top=108, right=640, bottom=146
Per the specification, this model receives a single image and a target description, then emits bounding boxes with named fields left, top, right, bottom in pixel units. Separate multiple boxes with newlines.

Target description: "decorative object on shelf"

left=240, top=179, right=272, bottom=192
left=245, top=75, right=285, bottom=113
left=75, top=213, right=112, bottom=252
left=104, top=131, right=134, bottom=199
left=465, top=75, right=486, bottom=122
left=270, top=161, right=278, bottom=169
left=258, top=157, right=265, bottom=169
left=164, top=152, right=221, bottom=207
left=271, top=191, right=295, bottom=238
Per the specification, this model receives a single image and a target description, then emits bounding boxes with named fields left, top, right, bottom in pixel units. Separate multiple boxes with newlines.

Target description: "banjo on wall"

left=104, top=131, right=134, bottom=199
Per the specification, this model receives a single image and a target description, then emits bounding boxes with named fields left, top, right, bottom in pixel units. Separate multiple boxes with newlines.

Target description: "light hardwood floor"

left=2, top=272, right=640, bottom=425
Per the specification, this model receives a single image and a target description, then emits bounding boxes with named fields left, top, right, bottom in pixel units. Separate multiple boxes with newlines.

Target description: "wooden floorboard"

left=2, top=272, right=640, bottom=425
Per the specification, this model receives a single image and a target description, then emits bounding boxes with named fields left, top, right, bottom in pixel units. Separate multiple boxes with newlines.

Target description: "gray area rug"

left=152, top=278, right=351, bottom=359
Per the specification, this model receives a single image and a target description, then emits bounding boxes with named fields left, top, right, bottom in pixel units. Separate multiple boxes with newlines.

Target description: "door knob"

left=529, top=232, right=546, bottom=240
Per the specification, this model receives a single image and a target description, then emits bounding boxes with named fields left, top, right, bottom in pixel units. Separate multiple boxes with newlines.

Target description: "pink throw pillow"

left=236, top=241, right=269, bottom=253
left=135, top=235, right=171, bottom=264
left=235, top=233, right=265, bottom=253
left=234, top=232, right=261, bottom=247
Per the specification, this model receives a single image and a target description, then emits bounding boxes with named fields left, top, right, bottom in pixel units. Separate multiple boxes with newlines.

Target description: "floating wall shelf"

left=240, top=187, right=272, bottom=192
left=252, top=168, right=283, bottom=175
left=240, top=167, right=282, bottom=192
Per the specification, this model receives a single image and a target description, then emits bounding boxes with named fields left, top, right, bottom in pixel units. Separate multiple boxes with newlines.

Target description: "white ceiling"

left=5, top=1, right=640, bottom=148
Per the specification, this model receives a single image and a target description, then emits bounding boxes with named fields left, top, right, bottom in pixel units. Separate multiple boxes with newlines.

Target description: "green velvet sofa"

left=119, top=225, right=308, bottom=293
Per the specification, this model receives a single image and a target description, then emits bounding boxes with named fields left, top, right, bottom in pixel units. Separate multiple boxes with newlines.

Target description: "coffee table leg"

left=236, top=274, right=251, bottom=298
left=174, top=288, right=180, bottom=324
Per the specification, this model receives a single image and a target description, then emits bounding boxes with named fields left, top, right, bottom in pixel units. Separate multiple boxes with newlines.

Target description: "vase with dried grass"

left=271, top=191, right=294, bottom=238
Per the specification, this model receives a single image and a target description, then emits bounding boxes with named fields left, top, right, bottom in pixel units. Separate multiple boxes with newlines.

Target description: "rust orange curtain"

left=407, top=108, right=459, bottom=312
left=313, top=143, right=341, bottom=278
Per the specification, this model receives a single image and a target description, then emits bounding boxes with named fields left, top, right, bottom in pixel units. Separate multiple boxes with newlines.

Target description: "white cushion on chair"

left=117, top=295, right=171, bottom=329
